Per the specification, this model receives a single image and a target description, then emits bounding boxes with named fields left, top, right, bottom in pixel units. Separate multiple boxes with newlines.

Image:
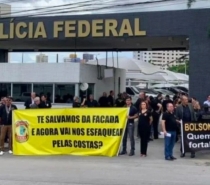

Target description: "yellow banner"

left=13, top=108, right=127, bottom=157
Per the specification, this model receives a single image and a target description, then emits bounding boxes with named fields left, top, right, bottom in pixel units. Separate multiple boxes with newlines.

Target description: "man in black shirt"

left=107, top=90, right=114, bottom=107
left=162, top=95, right=173, bottom=112
left=151, top=94, right=162, bottom=139
left=176, top=95, right=197, bottom=158
left=119, top=96, right=138, bottom=156
left=115, top=93, right=125, bottom=107
left=0, top=97, right=17, bottom=155
left=98, top=92, right=109, bottom=107
left=162, top=103, right=179, bottom=161
left=86, top=94, right=98, bottom=107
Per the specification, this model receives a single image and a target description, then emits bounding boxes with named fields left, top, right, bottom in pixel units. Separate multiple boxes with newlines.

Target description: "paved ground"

left=0, top=139, right=210, bottom=185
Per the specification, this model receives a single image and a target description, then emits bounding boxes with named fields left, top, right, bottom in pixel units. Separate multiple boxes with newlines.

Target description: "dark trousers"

left=139, top=125, right=150, bottom=155
left=164, top=131, right=176, bottom=158
left=152, top=112, right=160, bottom=139
left=122, top=123, right=135, bottom=153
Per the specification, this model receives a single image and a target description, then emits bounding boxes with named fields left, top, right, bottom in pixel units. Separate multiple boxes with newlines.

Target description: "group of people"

left=73, top=91, right=131, bottom=108
left=0, top=92, right=52, bottom=155
left=0, top=89, right=209, bottom=159
left=24, top=92, right=52, bottom=109
left=118, top=91, right=210, bottom=161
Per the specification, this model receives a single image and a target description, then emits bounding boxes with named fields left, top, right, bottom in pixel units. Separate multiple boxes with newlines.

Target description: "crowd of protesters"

left=75, top=90, right=209, bottom=160
left=0, top=90, right=210, bottom=159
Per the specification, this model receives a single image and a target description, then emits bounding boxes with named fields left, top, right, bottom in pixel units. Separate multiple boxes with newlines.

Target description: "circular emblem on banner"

left=15, top=121, right=29, bottom=143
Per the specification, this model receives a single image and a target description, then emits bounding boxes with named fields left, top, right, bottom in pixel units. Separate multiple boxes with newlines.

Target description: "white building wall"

left=0, top=62, right=126, bottom=101
left=0, top=63, right=80, bottom=83
left=80, top=64, right=126, bottom=99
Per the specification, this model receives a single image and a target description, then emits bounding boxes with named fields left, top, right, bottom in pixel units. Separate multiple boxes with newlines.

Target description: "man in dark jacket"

left=0, top=97, right=17, bottom=155
left=134, top=92, right=146, bottom=111
left=176, top=95, right=197, bottom=158
left=24, top=92, right=36, bottom=109
left=107, top=90, right=114, bottom=107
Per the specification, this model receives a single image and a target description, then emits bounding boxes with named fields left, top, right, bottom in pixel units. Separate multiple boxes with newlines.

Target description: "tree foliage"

left=168, top=60, right=189, bottom=75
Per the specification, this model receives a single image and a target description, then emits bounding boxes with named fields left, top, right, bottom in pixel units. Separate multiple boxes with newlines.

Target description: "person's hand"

left=176, top=120, right=181, bottom=124
left=127, top=115, right=131, bottom=119
left=164, top=131, right=167, bottom=136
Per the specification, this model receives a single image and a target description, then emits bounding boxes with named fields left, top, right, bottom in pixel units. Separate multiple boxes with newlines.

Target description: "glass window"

left=13, top=83, right=31, bottom=102
left=55, top=84, right=75, bottom=103
left=0, top=83, right=11, bottom=99
left=33, top=84, right=53, bottom=102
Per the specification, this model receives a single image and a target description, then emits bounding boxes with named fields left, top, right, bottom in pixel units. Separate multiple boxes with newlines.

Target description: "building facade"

left=0, top=3, right=11, bottom=18
left=133, top=50, right=189, bottom=70
left=0, top=62, right=125, bottom=104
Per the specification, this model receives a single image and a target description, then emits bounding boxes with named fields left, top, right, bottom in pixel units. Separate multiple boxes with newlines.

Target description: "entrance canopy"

left=126, top=72, right=189, bottom=82
left=87, top=57, right=164, bottom=74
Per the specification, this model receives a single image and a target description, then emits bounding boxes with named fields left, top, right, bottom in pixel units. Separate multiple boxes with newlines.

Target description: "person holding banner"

left=120, top=96, right=138, bottom=156
left=138, top=101, right=152, bottom=157
left=176, top=95, right=197, bottom=158
left=162, top=103, right=178, bottom=161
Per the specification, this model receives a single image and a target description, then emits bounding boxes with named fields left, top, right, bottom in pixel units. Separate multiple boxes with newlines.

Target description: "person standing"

left=119, top=96, right=138, bottom=156
left=73, top=96, right=86, bottom=108
left=162, top=95, right=173, bottom=112
left=175, top=95, right=197, bottom=158
left=203, top=95, right=210, bottom=106
left=86, top=94, right=98, bottom=107
left=151, top=94, right=162, bottom=139
left=39, top=95, right=52, bottom=108
left=134, top=92, right=146, bottom=111
left=107, top=90, right=114, bottom=107
left=24, top=92, right=36, bottom=109
left=98, top=92, right=109, bottom=107
left=162, top=103, right=178, bottom=161
left=138, top=101, right=152, bottom=157
left=0, top=97, right=17, bottom=155
left=115, top=93, right=125, bottom=107
left=30, top=97, right=41, bottom=109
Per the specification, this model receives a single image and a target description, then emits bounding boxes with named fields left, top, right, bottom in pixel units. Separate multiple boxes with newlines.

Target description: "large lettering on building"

left=0, top=18, right=146, bottom=39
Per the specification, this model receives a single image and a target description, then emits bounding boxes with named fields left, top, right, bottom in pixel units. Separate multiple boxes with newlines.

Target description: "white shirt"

left=203, top=100, right=210, bottom=106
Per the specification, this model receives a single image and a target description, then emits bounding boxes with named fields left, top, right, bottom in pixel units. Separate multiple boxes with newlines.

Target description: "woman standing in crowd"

left=138, top=101, right=152, bottom=157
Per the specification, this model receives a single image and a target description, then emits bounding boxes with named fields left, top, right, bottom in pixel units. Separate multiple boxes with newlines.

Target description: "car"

left=126, top=86, right=139, bottom=103
left=153, top=89, right=174, bottom=99
left=157, top=87, right=188, bottom=96
left=172, top=86, right=188, bottom=93
left=135, top=87, right=159, bottom=97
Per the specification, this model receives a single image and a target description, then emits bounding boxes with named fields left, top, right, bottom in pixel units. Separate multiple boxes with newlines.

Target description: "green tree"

left=168, top=60, right=189, bottom=75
